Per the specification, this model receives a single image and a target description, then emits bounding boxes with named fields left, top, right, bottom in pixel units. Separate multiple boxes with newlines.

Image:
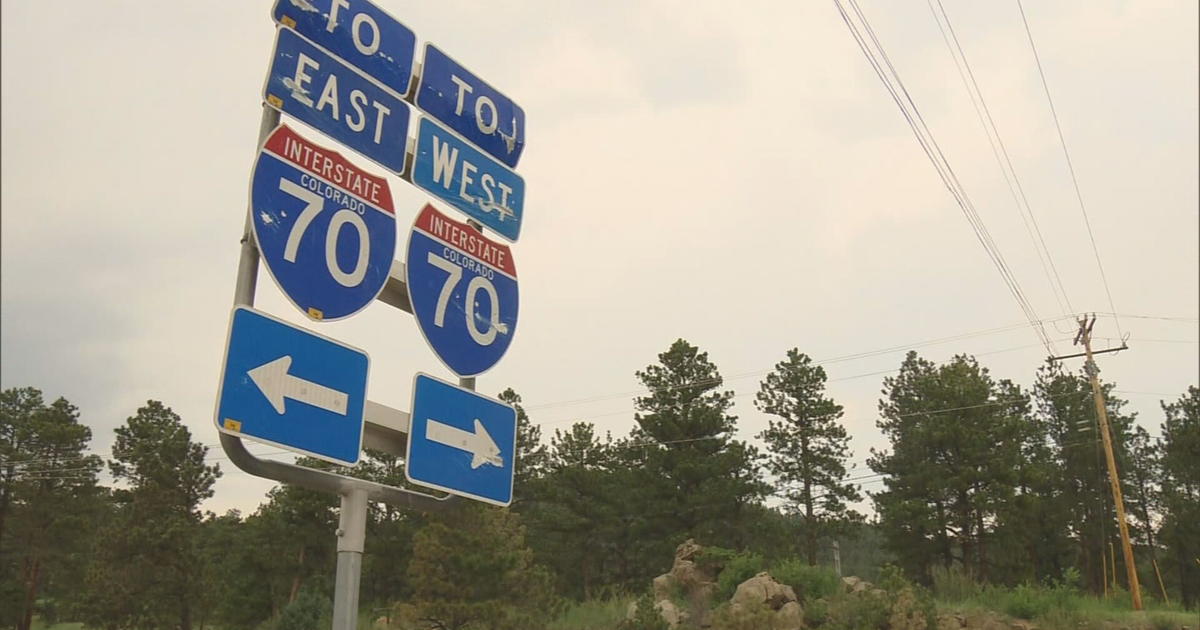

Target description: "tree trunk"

left=582, top=554, right=592, bottom=600
left=957, top=495, right=973, bottom=573
left=181, top=596, right=192, bottom=630
left=289, top=546, right=306, bottom=603
left=19, top=555, right=41, bottom=630
left=935, top=500, right=952, bottom=568
left=975, top=509, right=988, bottom=581
left=804, top=451, right=816, bottom=566
left=0, top=465, right=12, bottom=554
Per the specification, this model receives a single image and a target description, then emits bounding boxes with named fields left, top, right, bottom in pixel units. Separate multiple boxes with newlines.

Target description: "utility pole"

left=1053, top=315, right=1142, bottom=609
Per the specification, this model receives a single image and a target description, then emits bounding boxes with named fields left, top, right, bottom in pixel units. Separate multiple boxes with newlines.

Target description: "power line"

left=1096, top=313, right=1196, bottom=323
left=533, top=336, right=1074, bottom=430
left=13, top=386, right=1168, bottom=479
left=927, top=0, right=1074, bottom=317
left=525, top=317, right=1077, bottom=413
left=1015, top=0, right=1123, bottom=338
left=833, top=0, right=1056, bottom=355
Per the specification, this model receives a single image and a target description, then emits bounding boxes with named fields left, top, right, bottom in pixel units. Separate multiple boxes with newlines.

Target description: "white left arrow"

left=248, top=355, right=349, bottom=416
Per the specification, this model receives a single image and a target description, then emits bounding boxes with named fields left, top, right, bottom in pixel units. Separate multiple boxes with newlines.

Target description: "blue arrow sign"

left=405, top=204, right=519, bottom=377
left=411, top=117, right=525, bottom=242
left=416, top=43, right=525, bottom=168
left=272, top=0, right=417, bottom=98
left=263, top=27, right=411, bottom=174
left=406, top=373, right=516, bottom=506
left=215, top=307, right=369, bottom=466
left=251, top=124, right=397, bottom=321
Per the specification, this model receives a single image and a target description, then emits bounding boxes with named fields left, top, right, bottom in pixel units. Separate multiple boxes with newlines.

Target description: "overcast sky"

left=2, top=1, right=1196, bottom=516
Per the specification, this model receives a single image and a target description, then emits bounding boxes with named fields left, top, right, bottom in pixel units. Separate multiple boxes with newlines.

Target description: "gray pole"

left=233, top=107, right=279, bottom=307
left=333, top=488, right=369, bottom=630
left=833, top=540, right=841, bottom=577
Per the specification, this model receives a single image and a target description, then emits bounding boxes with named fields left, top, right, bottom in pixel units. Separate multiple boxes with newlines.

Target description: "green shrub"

left=1035, top=607, right=1086, bottom=630
left=997, top=582, right=1079, bottom=620
left=803, top=598, right=829, bottom=627
left=618, top=593, right=669, bottom=630
left=270, top=584, right=331, bottom=630
left=823, top=593, right=889, bottom=630
left=929, top=564, right=978, bottom=603
left=709, top=602, right=778, bottom=630
left=770, top=559, right=839, bottom=603
left=715, top=552, right=766, bottom=601
left=549, top=596, right=635, bottom=630
left=1148, top=612, right=1179, bottom=630
left=876, top=565, right=936, bottom=630
left=694, top=546, right=738, bottom=578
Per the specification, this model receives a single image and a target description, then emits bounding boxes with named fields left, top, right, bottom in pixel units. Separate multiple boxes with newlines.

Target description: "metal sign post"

left=226, top=3, right=530, bottom=625
left=224, top=108, right=461, bottom=630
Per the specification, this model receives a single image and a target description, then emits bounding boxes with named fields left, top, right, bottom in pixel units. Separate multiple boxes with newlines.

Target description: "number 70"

left=426, top=252, right=504, bottom=346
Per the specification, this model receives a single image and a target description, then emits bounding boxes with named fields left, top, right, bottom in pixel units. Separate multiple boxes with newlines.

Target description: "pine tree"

left=0, top=388, right=104, bottom=630
left=401, top=504, right=557, bottom=630
left=498, top=388, right=548, bottom=497
left=1158, top=386, right=1199, bottom=608
left=1034, top=363, right=1138, bottom=594
left=755, top=349, right=861, bottom=565
left=989, top=381, right=1074, bottom=585
left=1124, top=426, right=1162, bottom=573
left=523, top=422, right=637, bottom=598
left=79, top=401, right=220, bottom=630
left=632, top=339, right=765, bottom=550
left=870, top=353, right=1027, bottom=582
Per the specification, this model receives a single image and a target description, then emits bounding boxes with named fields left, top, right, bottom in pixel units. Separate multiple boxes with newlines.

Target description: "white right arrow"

left=426, top=418, right=504, bottom=469
left=248, top=355, right=349, bottom=416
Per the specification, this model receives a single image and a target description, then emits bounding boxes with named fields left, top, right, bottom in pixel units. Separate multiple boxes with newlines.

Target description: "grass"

left=933, top=580, right=1198, bottom=630
left=548, top=595, right=636, bottom=630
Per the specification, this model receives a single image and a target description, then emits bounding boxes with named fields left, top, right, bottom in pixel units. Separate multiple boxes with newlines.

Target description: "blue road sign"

left=411, top=117, right=525, bottom=242
left=264, top=27, right=411, bottom=174
left=215, top=307, right=369, bottom=466
left=406, top=373, right=516, bottom=506
left=272, top=0, right=417, bottom=98
left=405, top=204, right=519, bottom=377
left=251, top=124, right=397, bottom=321
left=416, top=44, right=525, bottom=168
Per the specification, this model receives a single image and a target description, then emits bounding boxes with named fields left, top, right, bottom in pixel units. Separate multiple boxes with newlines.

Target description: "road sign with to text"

left=272, top=0, right=417, bottom=98
left=415, top=43, right=525, bottom=168
left=263, top=27, right=411, bottom=174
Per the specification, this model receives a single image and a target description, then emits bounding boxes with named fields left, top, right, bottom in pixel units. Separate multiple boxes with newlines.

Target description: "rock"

left=731, top=572, right=799, bottom=611
left=656, top=599, right=687, bottom=628
left=661, top=538, right=719, bottom=615
left=936, top=613, right=966, bottom=630
left=1010, top=621, right=1036, bottom=630
left=675, top=538, right=703, bottom=562
left=652, top=573, right=673, bottom=600
left=777, top=601, right=805, bottom=630
left=671, top=559, right=710, bottom=589
left=841, top=575, right=875, bottom=595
